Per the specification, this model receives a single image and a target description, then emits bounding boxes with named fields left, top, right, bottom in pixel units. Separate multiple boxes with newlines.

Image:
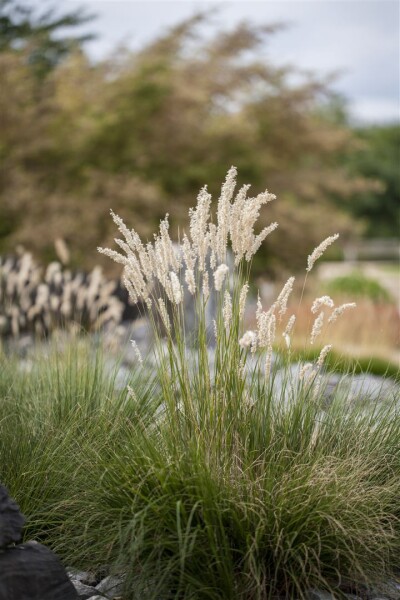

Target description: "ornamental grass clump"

left=93, top=168, right=400, bottom=598
left=98, top=166, right=355, bottom=406
left=0, top=253, right=128, bottom=336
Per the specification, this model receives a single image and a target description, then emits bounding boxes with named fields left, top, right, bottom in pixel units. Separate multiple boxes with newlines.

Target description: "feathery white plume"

left=328, top=303, right=356, bottom=323
left=276, top=277, right=295, bottom=320
left=223, top=291, right=232, bottom=332
left=317, top=344, right=332, bottom=368
left=130, top=340, right=143, bottom=365
left=239, top=283, right=249, bottom=319
left=239, top=330, right=257, bottom=349
left=306, top=234, right=339, bottom=272
left=214, top=263, right=229, bottom=291
left=311, top=296, right=334, bottom=314
left=310, top=311, right=324, bottom=344
left=169, top=271, right=183, bottom=305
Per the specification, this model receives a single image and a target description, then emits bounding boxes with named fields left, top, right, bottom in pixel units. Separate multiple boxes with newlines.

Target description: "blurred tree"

left=0, top=0, right=94, bottom=77
left=344, top=125, right=400, bottom=238
left=0, top=13, right=377, bottom=274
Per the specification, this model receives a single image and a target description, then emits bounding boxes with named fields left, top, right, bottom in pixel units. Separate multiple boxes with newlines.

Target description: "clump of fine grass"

left=0, top=337, right=160, bottom=540
left=1, top=168, right=399, bottom=599
left=64, top=389, right=399, bottom=600
left=1, top=342, right=398, bottom=599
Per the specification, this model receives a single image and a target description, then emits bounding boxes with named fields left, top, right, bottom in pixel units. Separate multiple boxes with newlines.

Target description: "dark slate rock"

left=0, top=483, right=25, bottom=548
left=0, top=540, right=78, bottom=600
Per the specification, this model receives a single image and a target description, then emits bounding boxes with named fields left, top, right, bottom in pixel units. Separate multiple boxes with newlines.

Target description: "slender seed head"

left=328, top=303, right=357, bottom=323
left=310, top=311, right=324, bottom=344
left=185, top=269, right=196, bottom=295
left=214, top=264, right=229, bottom=291
left=169, top=271, right=183, bottom=304
left=311, top=296, right=334, bottom=314
left=130, top=340, right=143, bottom=365
left=317, top=344, right=332, bottom=368
left=202, top=272, right=210, bottom=302
left=239, top=330, right=257, bottom=349
left=276, top=277, right=295, bottom=320
left=223, top=291, right=232, bottom=332
left=307, top=234, right=339, bottom=272
left=239, top=283, right=249, bottom=320
left=158, top=298, right=171, bottom=333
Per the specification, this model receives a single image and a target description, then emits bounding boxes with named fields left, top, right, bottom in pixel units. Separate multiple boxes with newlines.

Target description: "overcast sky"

left=58, top=0, right=400, bottom=124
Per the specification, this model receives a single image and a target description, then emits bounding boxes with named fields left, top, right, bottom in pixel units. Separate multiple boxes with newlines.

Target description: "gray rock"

left=273, top=363, right=400, bottom=409
left=67, top=568, right=97, bottom=587
left=0, top=484, right=25, bottom=548
left=95, top=574, right=124, bottom=598
left=371, top=578, right=400, bottom=600
left=71, top=579, right=100, bottom=599
left=307, top=590, right=336, bottom=600
left=369, top=578, right=400, bottom=600
left=0, top=540, right=78, bottom=600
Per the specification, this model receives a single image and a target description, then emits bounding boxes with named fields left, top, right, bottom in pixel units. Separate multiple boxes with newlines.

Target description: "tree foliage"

left=344, top=125, right=400, bottom=238
left=0, top=0, right=94, bottom=77
left=0, top=10, right=380, bottom=274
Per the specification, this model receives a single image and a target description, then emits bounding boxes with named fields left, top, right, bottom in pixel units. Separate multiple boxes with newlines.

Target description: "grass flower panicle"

left=306, top=234, right=339, bottom=272
left=184, top=269, right=196, bottom=295
left=130, top=340, right=143, bottom=365
left=328, top=302, right=357, bottom=323
left=264, top=313, right=276, bottom=378
left=189, top=186, right=212, bottom=272
left=213, top=263, right=229, bottom=291
left=283, top=314, right=296, bottom=348
left=247, top=221, right=278, bottom=261
left=169, top=271, right=183, bottom=305
left=264, top=345, right=273, bottom=379
left=216, top=166, right=237, bottom=262
left=182, top=234, right=196, bottom=271
left=299, top=361, right=314, bottom=380
left=230, top=183, right=251, bottom=264
left=310, top=311, right=324, bottom=344
left=223, top=291, right=232, bottom=332
left=276, top=276, right=295, bottom=320
left=311, top=295, right=334, bottom=314
left=239, top=283, right=249, bottom=319
left=202, top=271, right=210, bottom=302
left=317, top=344, right=332, bottom=368
left=239, top=330, right=257, bottom=349
left=157, top=297, right=171, bottom=333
